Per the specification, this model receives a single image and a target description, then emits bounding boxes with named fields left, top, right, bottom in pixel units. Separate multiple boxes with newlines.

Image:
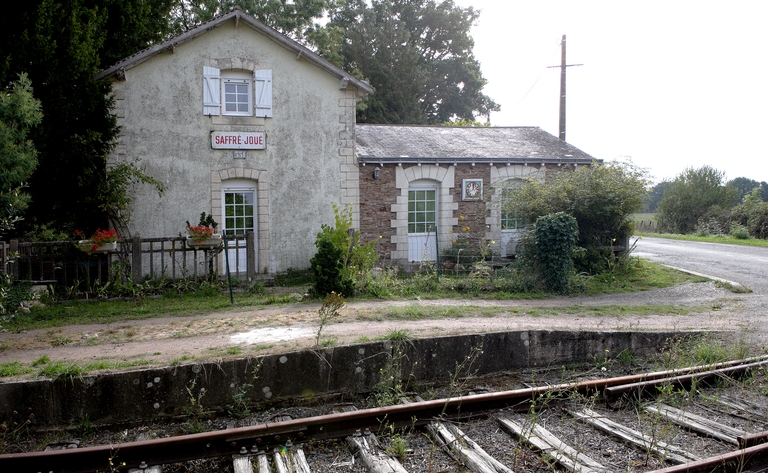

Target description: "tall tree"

left=329, top=0, right=499, bottom=124
left=0, top=0, right=175, bottom=237
left=169, top=1, right=335, bottom=39
left=727, top=177, right=768, bottom=205
left=657, top=166, right=738, bottom=234
left=644, top=180, right=670, bottom=212
left=0, top=74, right=43, bottom=235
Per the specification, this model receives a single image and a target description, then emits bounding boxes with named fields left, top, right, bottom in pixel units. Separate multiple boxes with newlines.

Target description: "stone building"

left=97, top=8, right=372, bottom=274
left=98, top=9, right=599, bottom=274
left=356, top=125, right=597, bottom=264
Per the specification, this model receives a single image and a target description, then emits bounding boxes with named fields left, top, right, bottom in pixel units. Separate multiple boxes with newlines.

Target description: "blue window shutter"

left=254, top=69, right=272, bottom=118
left=203, top=66, right=220, bottom=115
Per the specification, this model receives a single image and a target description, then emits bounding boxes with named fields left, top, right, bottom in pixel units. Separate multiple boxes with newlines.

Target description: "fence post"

left=246, top=231, right=256, bottom=279
left=0, top=240, right=6, bottom=275
left=132, top=236, right=142, bottom=283
left=9, top=239, right=18, bottom=280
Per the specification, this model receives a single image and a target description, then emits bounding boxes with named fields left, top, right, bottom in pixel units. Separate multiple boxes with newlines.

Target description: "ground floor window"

left=223, top=190, right=255, bottom=236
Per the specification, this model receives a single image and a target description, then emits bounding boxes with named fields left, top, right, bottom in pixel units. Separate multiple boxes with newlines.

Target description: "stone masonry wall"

left=359, top=165, right=397, bottom=263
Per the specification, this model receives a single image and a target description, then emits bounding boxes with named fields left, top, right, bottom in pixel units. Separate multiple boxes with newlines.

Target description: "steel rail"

left=604, top=359, right=768, bottom=402
left=739, top=431, right=768, bottom=449
left=648, top=441, right=768, bottom=472
left=2, top=355, right=767, bottom=473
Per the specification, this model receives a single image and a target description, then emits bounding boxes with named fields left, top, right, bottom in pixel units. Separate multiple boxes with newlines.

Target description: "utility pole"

left=547, top=35, right=582, bottom=141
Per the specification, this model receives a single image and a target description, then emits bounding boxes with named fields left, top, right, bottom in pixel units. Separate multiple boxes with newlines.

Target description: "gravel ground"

left=1, top=280, right=766, bottom=372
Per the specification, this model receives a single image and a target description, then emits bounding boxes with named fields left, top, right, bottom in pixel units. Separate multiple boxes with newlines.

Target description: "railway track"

left=3, top=356, right=768, bottom=473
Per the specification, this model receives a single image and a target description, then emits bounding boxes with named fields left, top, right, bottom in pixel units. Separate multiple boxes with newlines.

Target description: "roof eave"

left=357, top=156, right=600, bottom=166
left=96, top=9, right=373, bottom=95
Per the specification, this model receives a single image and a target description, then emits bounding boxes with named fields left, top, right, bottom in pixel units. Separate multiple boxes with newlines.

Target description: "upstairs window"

left=203, top=67, right=272, bottom=117
left=223, top=73, right=251, bottom=115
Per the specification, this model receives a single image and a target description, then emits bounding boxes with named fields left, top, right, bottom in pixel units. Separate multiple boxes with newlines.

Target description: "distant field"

left=632, top=213, right=658, bottom=223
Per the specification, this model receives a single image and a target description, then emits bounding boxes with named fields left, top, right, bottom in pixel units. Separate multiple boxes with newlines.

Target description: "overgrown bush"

left=730, top=188, right=768, bottom=239
left=502, top=161, right=647, bottom=273
left=310, top=238, right=351, bottom=297
left=532, top=212, right=578, bottom=293
left=310, top=203, right=377, bottom=297
left=729, top=223, right=750, bottom=239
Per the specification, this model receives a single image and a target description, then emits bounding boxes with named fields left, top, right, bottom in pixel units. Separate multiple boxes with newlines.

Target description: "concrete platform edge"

left=0, top=329, right=721, bottom=427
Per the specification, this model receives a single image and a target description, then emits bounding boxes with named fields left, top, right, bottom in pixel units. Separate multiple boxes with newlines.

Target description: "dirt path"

left=0, top=281, right=764, bottom=372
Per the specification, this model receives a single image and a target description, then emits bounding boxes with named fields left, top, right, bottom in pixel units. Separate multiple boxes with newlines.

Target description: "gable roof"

left=356, top=124, right=599, bottom=166
left=96, top=7, right=373, bottom=95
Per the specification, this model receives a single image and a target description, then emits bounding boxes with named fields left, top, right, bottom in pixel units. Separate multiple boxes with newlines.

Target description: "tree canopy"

left=0, top=0, right=175, bottom=237
left=727, top=177, right=768, bottom=204
left=328, top=0, right=499, bottom=124
left=657, top=166, right=738, bottom=234
left=0, top=73, right=43, bottom=235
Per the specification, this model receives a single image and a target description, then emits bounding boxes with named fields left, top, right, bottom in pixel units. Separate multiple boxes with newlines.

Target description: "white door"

left=407, top=186, right=437, bottom=262
left=222, top=184, right=256, bottom=274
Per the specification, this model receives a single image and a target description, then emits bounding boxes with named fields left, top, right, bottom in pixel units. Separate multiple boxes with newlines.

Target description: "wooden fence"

left=635, top=220, right=660, bottom=233
left=0, top=233, right=257, bottom=288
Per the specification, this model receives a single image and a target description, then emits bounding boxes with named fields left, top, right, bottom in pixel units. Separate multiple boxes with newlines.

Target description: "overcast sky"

left=453, top=0, right=768, bottom=184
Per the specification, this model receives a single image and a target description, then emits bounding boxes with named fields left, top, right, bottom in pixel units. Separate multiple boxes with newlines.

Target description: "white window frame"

left=222, top=76, right=252, bottom=116
left=221, top=71, right=253, bottom=117
left=202, top=67, right=273, bottom=117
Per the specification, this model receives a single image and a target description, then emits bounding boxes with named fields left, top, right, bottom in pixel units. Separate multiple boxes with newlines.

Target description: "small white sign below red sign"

left=211, top=132, right=266, bottom=149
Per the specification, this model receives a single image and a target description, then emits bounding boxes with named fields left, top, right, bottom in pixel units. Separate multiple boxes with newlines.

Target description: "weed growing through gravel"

left=370, top=338, right=415, bottom=407
left=0, top=408, right=34, bottom=453
left=316, top=292, right=345, bottom=347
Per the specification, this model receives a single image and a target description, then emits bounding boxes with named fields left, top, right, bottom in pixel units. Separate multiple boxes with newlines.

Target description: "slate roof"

left=356, top=124, right=598, bottom=166
left=96, top=7, right=373, bottom=95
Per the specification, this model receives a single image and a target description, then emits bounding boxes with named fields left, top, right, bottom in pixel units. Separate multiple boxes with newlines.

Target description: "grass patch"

left=582, top=259, right=704, bottom=296
left=0, top=361, right=33, bottom=377
left=171, top=355, right=195, bottom=365
left=3, top=290, right=304, bottom=333
left=353, top=303, right=698, bottom=323
left=204, top=346, right=244, bottom=357
left=656, top=335, right=752, bottom=370
left=36, top=361, right=84, bottom=379
left=637, top=232, right=768, bottom=248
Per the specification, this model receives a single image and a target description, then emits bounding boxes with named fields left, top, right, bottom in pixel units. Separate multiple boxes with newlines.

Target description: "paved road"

left=634, top=236, right=768, bottom=295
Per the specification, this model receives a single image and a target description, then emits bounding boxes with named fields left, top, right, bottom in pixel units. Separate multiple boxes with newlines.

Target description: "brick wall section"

left=359, top=165, right=398, bottom=263
left=452, top=165, right=491, bottom=251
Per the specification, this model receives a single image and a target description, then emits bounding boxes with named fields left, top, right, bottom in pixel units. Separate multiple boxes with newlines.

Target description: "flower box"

left=78, top=241, right=117, bottom=254
left=186, top=234, right=222, bottom=248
